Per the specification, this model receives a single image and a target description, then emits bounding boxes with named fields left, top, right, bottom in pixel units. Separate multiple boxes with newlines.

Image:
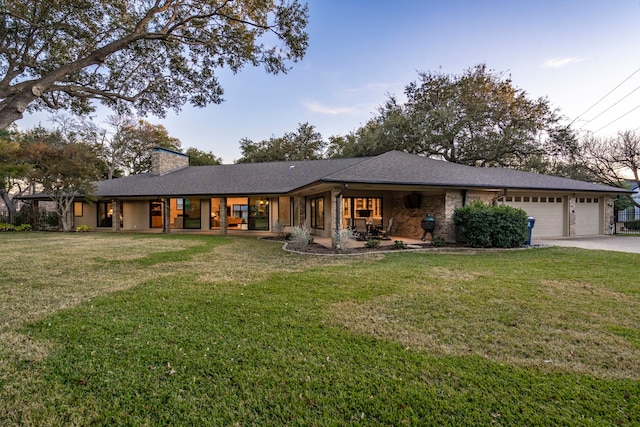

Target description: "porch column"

left=162, top=197, right=170, bottom=233
left=112, top=199, right=121, bottom=232
left=293, top=196, right=305, bottom=227
left=568, top=196, right=577, bottom=236
left=443, top=190, right=464, bottom=242
left=331, top=188, right=343, bottom=248
left=603, top=196, right=614, bottom=235
left=32, top=200, right=40, bottom=231
left=219, top=197, right=227, bottom=235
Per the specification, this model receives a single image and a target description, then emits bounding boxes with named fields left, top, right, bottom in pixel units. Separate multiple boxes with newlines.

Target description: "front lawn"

left=1, top=233, right=638, bottom=426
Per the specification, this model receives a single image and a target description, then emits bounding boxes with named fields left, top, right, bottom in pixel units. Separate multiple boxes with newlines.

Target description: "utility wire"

left=593, top=103, right=640, bottom=133
left=581, top=85, right=640, bottom=127
left=571, top=65, right=640, bottom=126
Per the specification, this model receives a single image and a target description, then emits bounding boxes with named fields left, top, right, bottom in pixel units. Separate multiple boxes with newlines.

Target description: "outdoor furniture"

left=353, top=218, right=369, bottom=240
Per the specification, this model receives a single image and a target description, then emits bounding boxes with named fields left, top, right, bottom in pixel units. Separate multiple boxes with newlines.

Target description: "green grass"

left=1, top=233, right=639, bottom=425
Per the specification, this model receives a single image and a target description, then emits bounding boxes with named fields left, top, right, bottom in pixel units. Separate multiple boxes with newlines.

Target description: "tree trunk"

left=0, top=189, right=16, bottom=224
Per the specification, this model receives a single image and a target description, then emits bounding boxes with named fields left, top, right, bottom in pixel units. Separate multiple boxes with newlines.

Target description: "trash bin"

left=525, top=216, right=535, bottom=245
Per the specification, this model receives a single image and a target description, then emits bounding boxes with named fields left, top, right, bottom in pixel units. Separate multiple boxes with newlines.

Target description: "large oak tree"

left=328, top=64, right=578, bottom=174
left=0, top=0, right=309, bottom=128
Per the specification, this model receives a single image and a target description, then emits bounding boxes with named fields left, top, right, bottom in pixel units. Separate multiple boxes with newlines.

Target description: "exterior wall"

left=122, top=200, right=150, bottom=230
left=390, top=193, right=446, bottom=240
left=200, top=199, right=210, bottom=231
left=73, top=201, right=97, bottom=229
left=151, top=148, right=189, bottom=175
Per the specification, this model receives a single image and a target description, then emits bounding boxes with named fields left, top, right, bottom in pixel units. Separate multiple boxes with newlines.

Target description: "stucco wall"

left=123, top=201, right=150, bottom=230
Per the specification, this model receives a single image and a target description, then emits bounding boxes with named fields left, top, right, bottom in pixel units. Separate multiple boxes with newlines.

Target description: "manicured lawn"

left=1, top=233, right=639, bottom=426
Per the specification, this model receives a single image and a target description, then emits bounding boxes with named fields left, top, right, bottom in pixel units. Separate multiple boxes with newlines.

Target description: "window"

left=150, top=201, right=163, bottom=228
left=532, top=197, right=538, bottom=203
left=74, top=201, right=83, bottom=217
left=97, top=202, right=113, bottom=227
left=311, top=197, right=324, bottom=229
left=249, top=197, right=269, bottom=230
left=523, top=197, right=530, bottom=202
left=342, top=197, right=383, bottom=228
left=540, top=197, right=546, bottom=202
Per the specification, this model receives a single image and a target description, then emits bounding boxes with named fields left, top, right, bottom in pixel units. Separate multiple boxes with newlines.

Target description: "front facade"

left=66, top=149, right=627, bottom=243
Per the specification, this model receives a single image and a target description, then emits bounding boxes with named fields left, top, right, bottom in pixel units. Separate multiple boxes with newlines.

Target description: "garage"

left=502, top=195, right=565, bottom=238
left=575, top=196, right=601, bottom=236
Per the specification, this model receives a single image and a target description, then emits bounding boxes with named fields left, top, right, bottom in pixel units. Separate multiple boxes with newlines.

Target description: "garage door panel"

left=503, top=196, right=564, bottom=238
left=575, top=198, right=600, bottom=236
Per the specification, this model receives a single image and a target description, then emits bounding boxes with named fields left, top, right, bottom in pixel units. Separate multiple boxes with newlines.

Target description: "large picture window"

left=311, top=197, right=324, bottom=229
left=342, top=197, right=382, bottom=228
left=97, top=202, right=113, bottom=228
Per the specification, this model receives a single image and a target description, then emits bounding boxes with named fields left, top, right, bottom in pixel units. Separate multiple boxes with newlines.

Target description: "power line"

left=593, top=103, right=640, bottom=133
left=571, top=65, right=640, bottom=125
left=582, top=85, right=640, bottom=126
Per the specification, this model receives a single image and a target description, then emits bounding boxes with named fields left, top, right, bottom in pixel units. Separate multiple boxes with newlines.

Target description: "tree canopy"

left=0, top=0, right=309, bottom=128
left=328, top=64, right=577, bottom=173
left=237, top=122, right=325, bottom=163
left=186, top=147, right=223, bottom=166
left=581, top=130, right=640, bottom=207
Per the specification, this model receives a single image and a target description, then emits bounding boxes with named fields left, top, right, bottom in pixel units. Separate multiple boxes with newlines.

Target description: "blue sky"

left=21, top=0, right=640, bottom=163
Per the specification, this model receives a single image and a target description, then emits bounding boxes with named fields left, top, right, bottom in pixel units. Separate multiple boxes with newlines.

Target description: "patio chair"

left=378, top=218, right=393, bottom=240
left=353, top=218, right=369, bottom=240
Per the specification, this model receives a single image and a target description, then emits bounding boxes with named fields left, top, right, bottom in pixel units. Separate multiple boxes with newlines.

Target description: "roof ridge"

left=319, top=153, right=387, bottom=180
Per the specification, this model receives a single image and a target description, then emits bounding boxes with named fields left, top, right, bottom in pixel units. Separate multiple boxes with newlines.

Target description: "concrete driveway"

left=535, top=236, right=640, bottom=254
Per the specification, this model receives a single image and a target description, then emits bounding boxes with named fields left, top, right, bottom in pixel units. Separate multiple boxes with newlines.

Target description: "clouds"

left=302, top=101, right=373, bottom=116
left=543, top=56, right=586, bottom=69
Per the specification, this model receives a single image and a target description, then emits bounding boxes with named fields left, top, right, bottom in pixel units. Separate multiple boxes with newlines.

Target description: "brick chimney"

left=151, top=147, right=189, bottom=175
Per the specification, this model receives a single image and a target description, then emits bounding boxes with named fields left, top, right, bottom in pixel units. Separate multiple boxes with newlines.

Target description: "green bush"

left=453, top=201, right=528, bottom=248
left=430, top=235, right=446, bottom=247
left=15, top=224, right=32, bottom=231
left=623, top=220, right=640, bottom=231
left=365, top=239, right=380, bottom=248
left=0, top=222, right=16, bottom=231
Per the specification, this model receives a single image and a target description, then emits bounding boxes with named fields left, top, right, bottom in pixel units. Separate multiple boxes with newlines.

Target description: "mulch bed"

left=260, top=236, right=463, bottom=255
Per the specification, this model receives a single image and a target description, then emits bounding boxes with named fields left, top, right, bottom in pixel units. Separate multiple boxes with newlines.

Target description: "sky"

left=19, top=0, right=640, bottom=164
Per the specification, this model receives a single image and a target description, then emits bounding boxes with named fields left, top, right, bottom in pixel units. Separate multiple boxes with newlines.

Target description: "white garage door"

left=575, top=197, right=600, bottom=236
left=502, top=195, right=565, bottom=238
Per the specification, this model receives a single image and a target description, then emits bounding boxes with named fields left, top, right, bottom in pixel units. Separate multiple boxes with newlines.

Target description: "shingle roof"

left=321, top=151, right=625, bottom=193
left=91, top=150, right=627, bottom=198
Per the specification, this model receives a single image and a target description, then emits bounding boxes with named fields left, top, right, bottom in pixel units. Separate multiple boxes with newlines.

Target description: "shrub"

left=15, top=224, right=32, bottom=231
left=392, top=240, right=407, bottom=249
left=0, top=223, right=16, bottom=231
left=453, top=201, right=528, bottom=248
left=273, top=220, right=286, bottom=237
left=332, top=228, right=357, bottom=250
left=288, top=225, right=313, bottom=248
left=76, top=225, right=92, bottom=232
left=365, top=239, right=380, bottom=249
left=430, top=235, right=446, bottom=247
left=623, top=220, right=640, bottom=231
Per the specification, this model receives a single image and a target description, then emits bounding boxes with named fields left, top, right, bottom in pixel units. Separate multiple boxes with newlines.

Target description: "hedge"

left=453, top=201, right=529, bottom=248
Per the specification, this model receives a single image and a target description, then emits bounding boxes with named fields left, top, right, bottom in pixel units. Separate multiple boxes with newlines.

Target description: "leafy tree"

left=186, top=147, right=223, bottom=166
left=329, top=64, right=573, bottom=172
left=237, top=122, right=325, bottom=163
left=0, top=0, right=309, bottom=129
left=26, top=133, right=101, bottom=231
left=0, top=127, right=32, bottom=223
left=114, top=119, right=182, bottom=175
left=581, top=130, right=640, bottom=208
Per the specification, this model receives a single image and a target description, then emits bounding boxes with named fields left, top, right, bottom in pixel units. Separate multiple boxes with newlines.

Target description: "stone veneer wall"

left=604, top=196, right=614, bottom=234
left=390, top=194, right=447, bottom=241
left=151, top=148, right=189, bottom=175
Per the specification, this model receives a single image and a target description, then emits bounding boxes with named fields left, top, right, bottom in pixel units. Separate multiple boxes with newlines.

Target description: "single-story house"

left=28, top=148, right=630, bottom=243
